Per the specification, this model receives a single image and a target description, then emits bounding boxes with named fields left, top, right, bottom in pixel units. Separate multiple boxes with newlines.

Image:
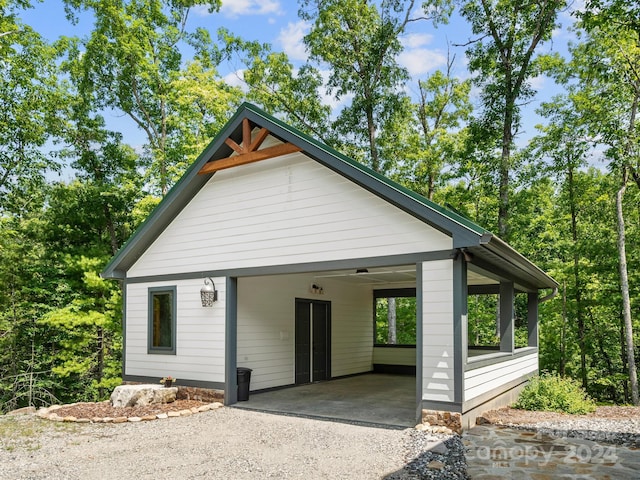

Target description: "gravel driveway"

left=0, top=407, right=464, bottom=479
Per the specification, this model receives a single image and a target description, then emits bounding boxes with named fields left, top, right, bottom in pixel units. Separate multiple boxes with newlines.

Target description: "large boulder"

left=7, top=406, right=36, bottom=416
left=110, top=384, right=177, bottom=408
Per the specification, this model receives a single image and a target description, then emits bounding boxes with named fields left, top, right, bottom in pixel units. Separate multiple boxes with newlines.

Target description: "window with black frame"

left=374, top=288, right=417, bottom=346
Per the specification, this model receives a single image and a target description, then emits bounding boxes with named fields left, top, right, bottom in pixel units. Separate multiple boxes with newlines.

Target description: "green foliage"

left=299, top=0, right=452, bottom=173
left=513, top=374, right=597, bottom=414
left=0, top=20, right=62, bottom=214
left=459, top=0, right=567, bottom=239
left=63, top=0, right=236, bottom=194
left=220, top=32, right=332, bottom=143
left=467, top=294, right=499, bottom=347
left=0, top=0, right=639, bottom=414
left=375, top=297, right=417, bottom=345
left=388, top=65, right=472, bottom=200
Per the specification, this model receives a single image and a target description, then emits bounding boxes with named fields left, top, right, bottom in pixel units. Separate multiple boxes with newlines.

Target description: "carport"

left=233, top=373, right=416, bottom=428
left=103, top=103, right=557, bottom=432
left=233, top=266, right=419, bottom=427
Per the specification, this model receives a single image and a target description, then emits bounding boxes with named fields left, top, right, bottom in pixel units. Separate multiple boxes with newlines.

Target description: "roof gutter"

left=477, top=232, right=559, bottom=290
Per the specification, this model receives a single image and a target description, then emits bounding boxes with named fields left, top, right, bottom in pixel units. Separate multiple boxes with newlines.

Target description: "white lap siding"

left=373, top=347, right=417, bottom=366
left=421, top=260, right=455, bottom=403
left=464, top=352, right=538, bottom=401
left=127, top=152, right=452, bottom=278
left=125, top=278, right=225, bottom=383
left=237, top=274, right=372, bottom=391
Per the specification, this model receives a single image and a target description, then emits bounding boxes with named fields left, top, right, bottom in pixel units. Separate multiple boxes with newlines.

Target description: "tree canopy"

left=0, top=0, right=638, bottom=410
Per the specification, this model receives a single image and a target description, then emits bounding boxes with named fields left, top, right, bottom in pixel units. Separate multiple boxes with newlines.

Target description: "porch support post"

left=452, top=256, right=467, bottom=404
left=499, top=281, right=514, bottom=353
left=225, top=276, right=238, bottom=405
left=415, top=262, right=423, bottom=424
left=527, top=292, right=538, bottom=347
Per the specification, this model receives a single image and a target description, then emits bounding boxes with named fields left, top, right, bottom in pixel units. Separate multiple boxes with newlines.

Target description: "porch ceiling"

left=311, top=264, right=498, bottom=287
left=313, top=265, right=416, bottom=286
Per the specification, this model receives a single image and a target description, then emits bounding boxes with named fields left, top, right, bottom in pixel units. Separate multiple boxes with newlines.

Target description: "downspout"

left=538, top=287, right=558, bottom=304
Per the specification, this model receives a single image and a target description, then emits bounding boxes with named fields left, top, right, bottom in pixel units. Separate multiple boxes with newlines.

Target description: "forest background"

left=1, top=0, right=639, bottom=412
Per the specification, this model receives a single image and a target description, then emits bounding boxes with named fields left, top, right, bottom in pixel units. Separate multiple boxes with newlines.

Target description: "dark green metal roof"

left=101, top=102, right=556, bottom=290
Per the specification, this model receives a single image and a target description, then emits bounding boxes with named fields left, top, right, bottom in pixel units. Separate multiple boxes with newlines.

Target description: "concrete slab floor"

left=232, top=373, right=417, bottom=428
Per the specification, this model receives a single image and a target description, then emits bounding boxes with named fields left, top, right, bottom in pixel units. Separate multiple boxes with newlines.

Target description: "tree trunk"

left=102, top=203, right=119, bottom=256
left=616, top=176, right=639, bottom=405
left=97, top=325, right=104, bottom=399
left=498, top=106, right=511, bottom=241
left=568, top=166, right=587, bottom=389
left=366, top=105, right=379, bottom=173
left=620, top=319, right=630, bottom=403
left=560, top=281, right=567, bottom=376
left=617, top=88, right=639, bottom=405
left=387, top=298, right=397, bottom=344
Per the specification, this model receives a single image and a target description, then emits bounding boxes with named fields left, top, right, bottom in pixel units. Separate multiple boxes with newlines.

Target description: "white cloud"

left=398, top=32, right=448, bottom=78
left=223, top=69, right=248, bottom=92
left=529, top=75, right=546, bottom=90
left=398, top=48, right=447, bottom=77
left=318, top=68, right=353, bottom=114
left=278, top=21, right=310, bottom=61
left=219, top=0, right=282, bottom=18
left=192, top=5, right=214, bottom=17
left=402, top=33, right=434, bottom=49
left=566, top=0, right=586, bottom=18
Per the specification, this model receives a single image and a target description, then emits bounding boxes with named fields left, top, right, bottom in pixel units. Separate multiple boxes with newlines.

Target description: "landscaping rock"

left=110, top=384, right=177, bottom=407
left=7, top=406, right=36, bottom=416
left=427, top=439, right=448, bottom=455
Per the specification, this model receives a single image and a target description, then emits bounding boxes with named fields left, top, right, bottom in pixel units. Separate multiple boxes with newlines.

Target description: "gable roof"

left=101, top=103, right=557, bottom=291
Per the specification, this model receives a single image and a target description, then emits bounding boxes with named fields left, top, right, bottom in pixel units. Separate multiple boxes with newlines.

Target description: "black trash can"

left=237, top=367, right=253, bottom=401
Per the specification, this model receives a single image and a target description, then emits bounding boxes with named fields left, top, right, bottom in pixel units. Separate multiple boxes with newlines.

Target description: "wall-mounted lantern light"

left=200, top=277, right=218, bottom=307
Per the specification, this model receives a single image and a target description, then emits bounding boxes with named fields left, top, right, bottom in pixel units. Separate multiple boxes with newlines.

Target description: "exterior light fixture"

left=356, top=268, right=369, bottom=274
left=200, top=277, right=218, bottom=307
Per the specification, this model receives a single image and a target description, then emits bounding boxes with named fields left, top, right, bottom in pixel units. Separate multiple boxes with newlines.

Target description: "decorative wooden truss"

left=198, top=118, right=302, bottom=174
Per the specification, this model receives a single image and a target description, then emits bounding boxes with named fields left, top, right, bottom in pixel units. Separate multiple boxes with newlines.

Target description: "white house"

left=102, top=103, right=558, bottom=430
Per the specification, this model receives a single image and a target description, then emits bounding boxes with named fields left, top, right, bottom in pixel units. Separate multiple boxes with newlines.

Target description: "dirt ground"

left=1, top=406, right=418, bottom=480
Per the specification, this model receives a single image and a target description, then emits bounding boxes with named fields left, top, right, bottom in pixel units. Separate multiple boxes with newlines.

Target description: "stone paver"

left=464, top=425, right=640, bottom=479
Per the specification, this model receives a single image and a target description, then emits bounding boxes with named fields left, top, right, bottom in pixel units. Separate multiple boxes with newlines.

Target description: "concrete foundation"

left=460, top=380, right=529, bottom=430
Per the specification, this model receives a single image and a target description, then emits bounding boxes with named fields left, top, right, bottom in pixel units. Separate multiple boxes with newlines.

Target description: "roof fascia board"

left=481, top=236, right=559, bottom=290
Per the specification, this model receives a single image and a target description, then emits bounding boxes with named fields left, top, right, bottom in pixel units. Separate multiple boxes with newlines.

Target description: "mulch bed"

left=51, top=400, right=210, bottom=420
left=480, top=406, right=640, bottom=425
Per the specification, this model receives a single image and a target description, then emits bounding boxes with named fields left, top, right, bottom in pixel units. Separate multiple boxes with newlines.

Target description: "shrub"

left=513, top=373, right=597, bottom=415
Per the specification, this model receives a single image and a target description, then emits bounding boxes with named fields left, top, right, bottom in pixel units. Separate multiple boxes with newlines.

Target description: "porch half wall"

left=420, top=258, right=540, bottom=429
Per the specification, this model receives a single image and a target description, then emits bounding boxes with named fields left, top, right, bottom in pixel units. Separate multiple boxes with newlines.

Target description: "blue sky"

left=20, top=0, right=582, bottom=161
